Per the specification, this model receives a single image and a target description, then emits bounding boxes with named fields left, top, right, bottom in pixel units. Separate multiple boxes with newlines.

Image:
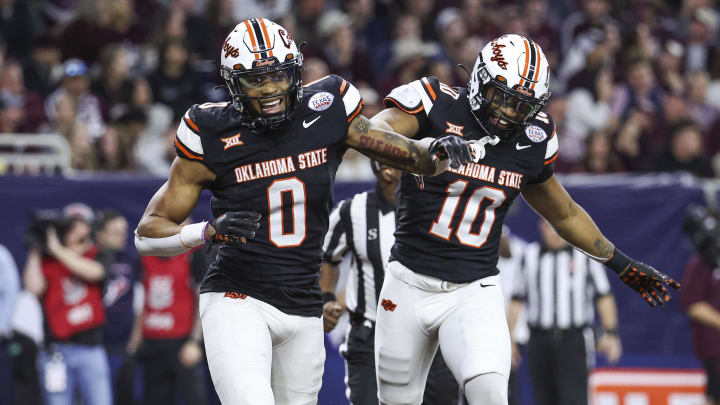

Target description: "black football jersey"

left=174, top=74, right=364, bottom=317
left=384, top=76, right=558, bottom=283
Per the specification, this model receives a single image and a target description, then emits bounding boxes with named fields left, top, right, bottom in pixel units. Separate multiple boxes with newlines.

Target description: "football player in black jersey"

left=363, top=34, right=681, bottom=405
left=133, top=19, right=474, bottom=405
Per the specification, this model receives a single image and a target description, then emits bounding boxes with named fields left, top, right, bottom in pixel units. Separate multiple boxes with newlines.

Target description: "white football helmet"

left=220, top=18, right=303, bottom=128
left=468, top=34, right=551, bottom=141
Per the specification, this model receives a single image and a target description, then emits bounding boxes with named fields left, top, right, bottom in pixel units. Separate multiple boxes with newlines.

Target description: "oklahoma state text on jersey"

left=384, top=76, right=558, bottom=283
left=174, top=74, right=364, bottom=317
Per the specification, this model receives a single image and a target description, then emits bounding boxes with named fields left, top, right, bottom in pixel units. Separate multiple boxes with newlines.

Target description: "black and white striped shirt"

left=512, top=244, right=611, bottom=329
left=322, top=188, right=395, bottom=322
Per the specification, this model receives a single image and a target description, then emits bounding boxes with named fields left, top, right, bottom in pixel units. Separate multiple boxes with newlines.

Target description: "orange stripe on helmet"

left=422, top=77, right=437, bottom=100
left=244, top=20, right=257, bottom=51
left=243, top=20, right=260, bottom=60
left=531, top=42, right=542, bottom=90
left=520, top=38, right=531, bottom=87
left=258, top=18, right=274, bottom=57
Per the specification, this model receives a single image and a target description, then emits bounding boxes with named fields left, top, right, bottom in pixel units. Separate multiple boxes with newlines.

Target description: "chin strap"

left=469, top=135, right=500, bottom=162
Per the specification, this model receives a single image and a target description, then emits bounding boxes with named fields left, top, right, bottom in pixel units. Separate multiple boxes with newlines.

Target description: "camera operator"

left=23, top=215, right=112, bottom=405
left=681, top=207, right=720, bottom=405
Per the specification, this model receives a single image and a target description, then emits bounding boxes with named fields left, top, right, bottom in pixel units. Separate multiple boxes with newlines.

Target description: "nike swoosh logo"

left=516, top=143, right=531, bottom=150
left=480, top=283, right=495, bottom=288
left=303, top=116, right=321, bottom=128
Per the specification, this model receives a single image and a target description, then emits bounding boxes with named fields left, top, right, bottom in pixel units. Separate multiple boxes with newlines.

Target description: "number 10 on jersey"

left=429, top=180, right=507, bottom=248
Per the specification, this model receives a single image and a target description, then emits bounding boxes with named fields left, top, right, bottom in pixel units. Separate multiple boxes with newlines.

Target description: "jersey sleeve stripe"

left=177, top=119, right=204, bottom=155
left=184, top=116, right=200, bottom=134
left=339, top=78, right=347, bottom=95
left=544, top=152, right=558, bottom=165
left=421, top=77, right=437, bottom=100
left=409, top=80, right=434, bottom=115
left=347, top=101, right=365, bottom=123
left=545, top=129, right=558, bottom=160
left=383, top=97, right=424, bottom=114
left=175, top=137, right=203, bottom=160
left=343, top=83, right=363, bottom=116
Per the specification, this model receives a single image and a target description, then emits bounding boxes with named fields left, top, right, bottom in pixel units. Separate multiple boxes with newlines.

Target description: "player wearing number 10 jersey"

left=368, top=34, right=680, bottom=405
left=134, top=19, right=474, bottom=405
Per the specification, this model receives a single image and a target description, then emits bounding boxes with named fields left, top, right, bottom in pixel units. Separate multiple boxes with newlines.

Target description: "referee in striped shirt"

left=507, top=220, right=622, bottom=405
left=321, top=160, right=459, bottom=405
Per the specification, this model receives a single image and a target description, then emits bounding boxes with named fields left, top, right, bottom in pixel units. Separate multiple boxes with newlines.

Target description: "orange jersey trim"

left=175, top=138, right=203, bottom=160
left=544, top=152, right=558, bottom=165
left=347, top=101, right=364, bottom=123
left=184, top=117, right=200, bottom=133
left=422, top=77, right=437, bottom=100
left=384, top=97, right=424, bottom=114
left=339, top=78, right=347, bottom=95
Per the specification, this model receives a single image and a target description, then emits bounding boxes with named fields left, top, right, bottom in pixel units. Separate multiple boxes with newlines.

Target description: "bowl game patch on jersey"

left=525, top=125, right=547, bottom=143
left=308, top=92, right=335, bottom=111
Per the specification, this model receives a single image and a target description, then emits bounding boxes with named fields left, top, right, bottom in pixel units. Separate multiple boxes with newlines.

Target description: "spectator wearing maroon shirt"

left=681, top=254, right=720, bottom=405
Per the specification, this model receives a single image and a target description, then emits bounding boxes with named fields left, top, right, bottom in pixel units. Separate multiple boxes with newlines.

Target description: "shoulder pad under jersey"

left=384, top=76, right=461, bottom=118
left=174, top=101, right=234, bottom=161
left=302, top=74, right=364, bottom=123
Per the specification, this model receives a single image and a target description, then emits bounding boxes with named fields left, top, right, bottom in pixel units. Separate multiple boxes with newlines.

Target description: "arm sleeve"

left=175, top=107, right=205, bottom=161
left=322, top=200, right=350, bottom=264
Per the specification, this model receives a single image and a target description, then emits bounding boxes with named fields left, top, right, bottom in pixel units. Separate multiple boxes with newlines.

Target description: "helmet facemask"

left=221, top=53, right=304, bottom=130
left=468, top=55, right=550, bottom=142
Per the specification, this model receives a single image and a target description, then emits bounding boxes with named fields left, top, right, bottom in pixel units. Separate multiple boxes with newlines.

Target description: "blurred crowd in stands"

left=1, top=0, right=720, bottom=180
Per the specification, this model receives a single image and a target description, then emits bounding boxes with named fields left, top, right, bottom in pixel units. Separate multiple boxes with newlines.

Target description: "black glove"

left=607, top=248, right=681, bottom=307
left=428, top=135, right=473, bottom=169
left=210, top=211, right=261, bottom=246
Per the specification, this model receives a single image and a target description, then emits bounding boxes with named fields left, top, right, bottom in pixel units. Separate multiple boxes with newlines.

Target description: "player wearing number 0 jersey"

left=134, top=18, right=475, bottom=405
left=369, top=34, right=680, bottom=405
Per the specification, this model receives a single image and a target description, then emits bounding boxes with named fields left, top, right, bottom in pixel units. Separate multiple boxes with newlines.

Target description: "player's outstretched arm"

left=346, top=110, right=473, bottom=176
left=135, top=157, right=215, bottom=256
left=521, top=175, right=680, bottom=307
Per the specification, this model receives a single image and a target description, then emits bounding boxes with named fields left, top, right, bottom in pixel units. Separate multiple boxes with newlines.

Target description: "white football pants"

left=374, top=261, right=511, bottom=405
left=199, top=292, right=325, bottom=405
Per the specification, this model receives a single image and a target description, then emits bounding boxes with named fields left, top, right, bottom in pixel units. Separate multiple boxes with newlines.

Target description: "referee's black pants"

left=342, top=314, right=459, bottom=405
left=528, top=327, right=589, bottom=405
